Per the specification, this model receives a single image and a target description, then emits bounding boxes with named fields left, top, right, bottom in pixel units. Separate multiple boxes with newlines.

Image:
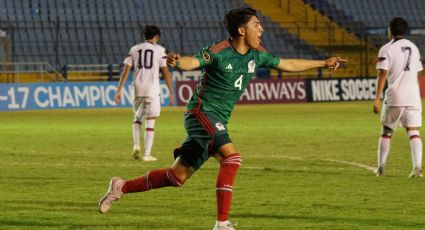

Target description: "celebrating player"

left=373, top=17, right=423, bottom=178
left=101, top=8, right=346, bottom=229
left=114, top=25, right=175, bottom=161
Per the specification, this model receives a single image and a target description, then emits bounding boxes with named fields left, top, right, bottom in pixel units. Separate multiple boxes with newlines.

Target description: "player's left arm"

left=276, top=57, right=347, bottom=72
left=160, top=66, right=175, bottom=105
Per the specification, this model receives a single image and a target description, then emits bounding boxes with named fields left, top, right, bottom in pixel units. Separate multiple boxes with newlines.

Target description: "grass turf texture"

left=1, top=101, right=425, bottom=229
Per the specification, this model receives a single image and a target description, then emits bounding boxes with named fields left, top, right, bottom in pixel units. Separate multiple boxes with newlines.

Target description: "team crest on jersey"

left=248, top=60, right=256, bottom=73
left=215, top=122, right=225, bottom=131
left=202, top=51, right=211, bottom=63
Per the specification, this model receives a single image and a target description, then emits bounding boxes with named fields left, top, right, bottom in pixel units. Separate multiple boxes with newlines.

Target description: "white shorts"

left=133, top=96, right=161, bottom=122
left=381, top=105, right=422, bottom=130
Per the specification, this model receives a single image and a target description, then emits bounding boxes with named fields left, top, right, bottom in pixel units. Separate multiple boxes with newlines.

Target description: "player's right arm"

left=374, top=47, right=390, bottom=114
left=373, top=69, right=388, bottom=114
left=166, top=53, right=200, bottom=70
left=114, top=64, right=131, bottom=104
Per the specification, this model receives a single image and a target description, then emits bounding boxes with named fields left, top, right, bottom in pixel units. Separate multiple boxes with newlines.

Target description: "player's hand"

left=167, top=53, right=181, bottom=67
left=169, top=93, right=175, bottom=106
left=114, top=90, right=121, bottom=104
left=373, top=99, right=381, bottom=114
left=325, top=57, right=347, bottom=71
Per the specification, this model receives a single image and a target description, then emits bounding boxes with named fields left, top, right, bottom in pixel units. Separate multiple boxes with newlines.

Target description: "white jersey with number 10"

left=376, top=38, right=423, bottom=107
left=124, top=41, right=167, bottom=97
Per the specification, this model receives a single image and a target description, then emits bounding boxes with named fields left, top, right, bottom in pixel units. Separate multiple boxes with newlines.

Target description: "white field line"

left=0, top=152, right=375, bottom=172
left=321, top=158, right=376, bottom=172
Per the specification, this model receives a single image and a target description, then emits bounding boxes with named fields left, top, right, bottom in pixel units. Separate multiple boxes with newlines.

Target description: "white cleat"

left=374, top=167, right=384, bottom=177
left=408, top=167, right=423, bottom=178
left=142, top=155, right=157, bottom=162
left=99, top=177, right=125, bottom=214
left=213, top=221, right=237, bottom=230
left=132, top=147, right=141, bottom=160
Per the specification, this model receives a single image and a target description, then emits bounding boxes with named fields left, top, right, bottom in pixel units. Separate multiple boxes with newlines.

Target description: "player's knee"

left=220, top=153, right=242, bottom=169
left=133, top=119, right=142, bottom=124
left=168, top=168, right=186, bottom=187
left=381, top=126, right=393, bottom=138
left=407, top=129, right=421, bottom=140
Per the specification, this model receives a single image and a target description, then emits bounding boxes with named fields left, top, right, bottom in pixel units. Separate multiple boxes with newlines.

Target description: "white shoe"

left=99, top=177, right=125, bottom=214
left=408, top=167, right=423, bottom=178
left=142, top=155, right=157, bottom=161
left=132, top=147, right=140, bottom=160
left=213, top=221, right=237, bottom=230
left=374, top=167, right=384, bottom=177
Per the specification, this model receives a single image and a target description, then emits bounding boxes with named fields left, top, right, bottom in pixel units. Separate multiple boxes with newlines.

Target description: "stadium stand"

left=305, top=0, right=425, bottom=58
left=246, top=0, right=377, bottom=77
left=1, top=0, right=423, bottom=82
left=0, top=0, right=321, bottom=70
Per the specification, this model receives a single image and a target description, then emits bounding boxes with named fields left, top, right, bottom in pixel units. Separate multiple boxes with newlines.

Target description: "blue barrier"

left=0, top=81, right=175, bottom=111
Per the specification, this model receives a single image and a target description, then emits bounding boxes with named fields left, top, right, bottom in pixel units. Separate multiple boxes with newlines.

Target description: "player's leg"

left=143, top=117, right=157, bottom=161
left=132, top=97, right=145, bottom=159
left=402, top=107, right=422, bottom=178
left=99, top=156, right=193, bottom=214
left=376, top=125, right=393, bottom=176
left=376, top=106, right=402, bottom=176
left=143, top=96, right=160, bottom=161
left=406, top=127, right=422, bottom=177
left=214, top=142, right=241, bottom=229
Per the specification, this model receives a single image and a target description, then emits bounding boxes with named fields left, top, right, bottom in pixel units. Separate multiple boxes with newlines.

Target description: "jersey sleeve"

left=123, top=48, right=133, bottom=67
left=193, top=47, right=216, bottom=68
left=258, top=51, right=280, bottom=69
left=376, top=47, right=389, bottom=70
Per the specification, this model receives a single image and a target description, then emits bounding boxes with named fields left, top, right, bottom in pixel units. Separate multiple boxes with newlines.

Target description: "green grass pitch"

left=1, top=101, right=425, bottom=229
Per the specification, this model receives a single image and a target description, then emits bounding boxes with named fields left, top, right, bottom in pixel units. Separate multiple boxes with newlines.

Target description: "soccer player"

left=114, top=25, right=175, bottom=162
left=100, top=8, right=346, bottom=229
left=373, top=17, right=423, bottom=178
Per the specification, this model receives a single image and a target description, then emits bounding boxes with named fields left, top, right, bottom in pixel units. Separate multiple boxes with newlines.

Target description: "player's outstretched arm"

left=167, top=53, right=200, bottom=71
left=277, top=57, right=347, bottom=72
left=373, top=69, right=388, bottom=114
left=114, top=64, right=131, bottom=104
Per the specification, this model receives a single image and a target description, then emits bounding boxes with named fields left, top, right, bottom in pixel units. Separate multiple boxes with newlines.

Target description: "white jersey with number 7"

left=376, top=38, right=423, bottom=107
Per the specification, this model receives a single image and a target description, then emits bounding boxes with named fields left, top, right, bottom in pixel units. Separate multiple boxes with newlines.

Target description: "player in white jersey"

left=373, top=17, right=423, bottom=177
left=114, top=25, right=175, bottom=161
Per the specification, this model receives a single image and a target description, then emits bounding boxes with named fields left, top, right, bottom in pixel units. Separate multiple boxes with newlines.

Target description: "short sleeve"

left=258, top=51, right=280, bottom=69
left=123, top=48, right=133, bottom=67
left=376, top=47, right=389, bottom=70
left=193, top=47, right=216, bottom=68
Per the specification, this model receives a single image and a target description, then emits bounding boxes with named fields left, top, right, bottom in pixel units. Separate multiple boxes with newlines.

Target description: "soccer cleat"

left=213, top=221, right=237, bottom=230
left=142, top=155, right=157, bottom=161
left=408, top=167, right=423, bottom=178
left=374, top=167, right=384, bottom=177
left=99, top=177, right=125, bottom=214
left=132, top=146, right=141, bottom=160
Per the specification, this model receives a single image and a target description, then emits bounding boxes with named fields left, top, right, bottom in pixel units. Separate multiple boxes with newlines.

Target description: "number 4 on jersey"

left=235, top=75, right=243, bottom=90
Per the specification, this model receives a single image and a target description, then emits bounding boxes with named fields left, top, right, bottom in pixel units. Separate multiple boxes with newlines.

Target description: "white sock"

left=144, top=119, right=155, bottom=156
left=133, top=122, right=141, bottom=149
left=408, top=130, right=422, bottom=169
left=377, top=135, right=391, bottom=169
left=216, top=220, right=229, bottom=226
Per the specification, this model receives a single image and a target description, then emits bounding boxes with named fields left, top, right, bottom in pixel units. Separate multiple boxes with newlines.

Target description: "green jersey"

left=186, top=39, right=280, bottom=124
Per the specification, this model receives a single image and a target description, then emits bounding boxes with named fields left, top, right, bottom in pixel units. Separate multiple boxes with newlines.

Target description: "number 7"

left=402, top=47, right=412, bottom=71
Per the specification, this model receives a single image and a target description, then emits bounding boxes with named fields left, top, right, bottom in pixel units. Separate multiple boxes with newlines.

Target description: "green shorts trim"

left=173, top=111, right=232, bottom=170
